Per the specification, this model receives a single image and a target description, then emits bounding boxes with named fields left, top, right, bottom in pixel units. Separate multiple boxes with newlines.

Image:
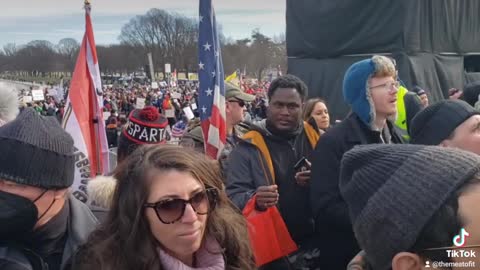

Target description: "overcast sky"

left=0, top=0, right=286, bottom=47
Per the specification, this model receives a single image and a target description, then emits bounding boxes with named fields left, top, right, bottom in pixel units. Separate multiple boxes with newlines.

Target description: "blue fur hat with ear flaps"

left=343, top=58, right=376, bottom=127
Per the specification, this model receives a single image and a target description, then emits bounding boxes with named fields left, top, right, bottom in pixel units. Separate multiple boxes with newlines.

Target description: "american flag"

left=198, top=0, right=226, bottom=159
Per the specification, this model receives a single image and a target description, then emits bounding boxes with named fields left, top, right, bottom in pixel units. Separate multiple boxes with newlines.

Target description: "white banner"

left=23, top=96, right=33, bottom=103
left=136, top=98, right=146, bottom=109
left=183, top=106, right=195, bottom=120
left=32, top=90, right=45, bottom=101
left=103, top=111, right=110, bottom=121
left=165, top=109, right=175, bottom=118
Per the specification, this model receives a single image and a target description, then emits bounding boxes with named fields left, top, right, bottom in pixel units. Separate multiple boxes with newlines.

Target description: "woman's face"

left=145, top=169, right=208, bottom=263
left=311, top=102, right=330, bottom=130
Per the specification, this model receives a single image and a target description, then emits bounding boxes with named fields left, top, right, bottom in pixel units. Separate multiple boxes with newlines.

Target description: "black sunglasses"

left=144, top=188, right=219, bottom=224
left=228, top=99, right=245, bottom=107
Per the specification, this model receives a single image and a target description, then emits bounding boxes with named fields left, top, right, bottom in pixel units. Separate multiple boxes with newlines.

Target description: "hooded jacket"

left=226, top=120, right=317, bottom=245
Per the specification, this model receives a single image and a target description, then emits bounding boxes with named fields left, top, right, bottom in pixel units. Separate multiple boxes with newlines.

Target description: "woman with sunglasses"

left=68, top=145, right=255, bottom=270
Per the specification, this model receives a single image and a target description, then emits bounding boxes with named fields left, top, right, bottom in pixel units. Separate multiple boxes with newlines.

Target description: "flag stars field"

left=206, top=88, right=213, bottom=96
left=203, top=42, right=211, bottom=51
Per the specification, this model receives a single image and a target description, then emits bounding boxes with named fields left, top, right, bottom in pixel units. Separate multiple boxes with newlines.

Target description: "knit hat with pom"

left=122, top=106, right=169, bottom=144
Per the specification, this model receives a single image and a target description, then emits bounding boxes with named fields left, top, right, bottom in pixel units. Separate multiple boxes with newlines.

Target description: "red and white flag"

left=62, top=1, right=109, bottom=203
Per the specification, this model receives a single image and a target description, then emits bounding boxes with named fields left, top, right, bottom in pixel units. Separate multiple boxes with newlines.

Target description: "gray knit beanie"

left=340, top=144, right=480, bottom=270
left=0, top=108, right=75, bottom=189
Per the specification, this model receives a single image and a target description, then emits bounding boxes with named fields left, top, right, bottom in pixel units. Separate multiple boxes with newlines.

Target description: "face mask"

left=0, top=190, right=52, bottom=244
left=0, top=191, right=38, bottom=243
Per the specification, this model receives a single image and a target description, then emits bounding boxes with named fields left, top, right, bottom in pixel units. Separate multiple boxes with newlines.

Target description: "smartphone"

left=294, top=157, right=311, bottom=172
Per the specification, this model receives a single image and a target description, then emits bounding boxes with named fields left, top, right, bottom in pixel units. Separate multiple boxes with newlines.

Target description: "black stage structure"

left=287, top=0, right=480, bottom=119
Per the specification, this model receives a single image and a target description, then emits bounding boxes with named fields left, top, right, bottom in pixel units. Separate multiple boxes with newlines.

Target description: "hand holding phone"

left=294, top=157, right=311, bottom=186
left=294, top=157, right=311, bottom=172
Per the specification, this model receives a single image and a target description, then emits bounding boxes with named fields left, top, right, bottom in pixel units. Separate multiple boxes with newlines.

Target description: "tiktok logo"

left=453, top=228, right=470, bottom=247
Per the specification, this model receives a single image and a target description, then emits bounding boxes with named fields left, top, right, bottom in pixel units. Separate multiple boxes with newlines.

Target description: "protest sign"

left=136, top=98, right=146, bottom=109
left=32, top=90, right=45, bottom=101
left=23, top=96, right=33, bottom=103
left=183, top=106, right=195, bottom=120
left=165, top=109, right=175, bottom=118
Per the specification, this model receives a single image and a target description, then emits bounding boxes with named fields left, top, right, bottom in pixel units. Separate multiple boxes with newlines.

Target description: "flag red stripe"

left=201, top=106, right=227, bottom=158
left=85, top=14, right=98, bottom=64
left=69, top=37, right=99, bottom=177
left=210, top=105, right=227, bottom=143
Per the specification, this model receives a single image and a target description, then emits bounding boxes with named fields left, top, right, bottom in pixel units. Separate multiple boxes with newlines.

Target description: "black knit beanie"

left=0, top=108, right=75, bottom=189
left=340, top=144, right=480, bottom=270
left=462, top=82, right=480, bottom=107
left=410, top=100, right=479, bottom=145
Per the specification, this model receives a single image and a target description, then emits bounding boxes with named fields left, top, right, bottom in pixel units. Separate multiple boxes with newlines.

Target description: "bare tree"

left=3, top=43, right=18, bottom=57
left=250, top=29, right=274, bottom=81
left=57, top=38, right=79, bottom=57
left=97, top=44, right=144, bottom=73
left=57, top=38, right=80, bottom=70
left=0, top=15, right=286, bottom=83
left=119, top=8, right=198, bottom=75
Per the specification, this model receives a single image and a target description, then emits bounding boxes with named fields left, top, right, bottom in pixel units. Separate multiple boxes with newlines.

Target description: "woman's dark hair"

left=303, top=98, right=328, bottom=122
left=267, top=74, right=307, bottom=101
left=70, top=145, right=255, bottom=270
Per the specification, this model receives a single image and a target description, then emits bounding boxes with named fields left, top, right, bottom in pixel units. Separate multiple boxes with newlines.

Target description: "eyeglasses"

left=369, top=81, right=400, bottom=92
left=144, top=188, right=218, bottom=224
left=228, top=99, right=246, bottom=107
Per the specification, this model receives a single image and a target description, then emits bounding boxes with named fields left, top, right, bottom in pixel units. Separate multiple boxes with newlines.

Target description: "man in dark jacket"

left=310, top=55, right=404, bottom=269
left=0, top=108, right=98, bottom=270
left=226, top=75, right=319, bottom=269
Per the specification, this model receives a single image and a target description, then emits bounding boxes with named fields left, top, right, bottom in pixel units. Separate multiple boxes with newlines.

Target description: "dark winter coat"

left=226, top=120, right=317, bottom=245
left=0, top=195, right=98, bottom=270
left=310, top=113, right=404, bottom=270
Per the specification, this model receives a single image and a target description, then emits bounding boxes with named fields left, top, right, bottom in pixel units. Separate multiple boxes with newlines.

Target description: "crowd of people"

left=1, top=54, right=480, bottom=270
